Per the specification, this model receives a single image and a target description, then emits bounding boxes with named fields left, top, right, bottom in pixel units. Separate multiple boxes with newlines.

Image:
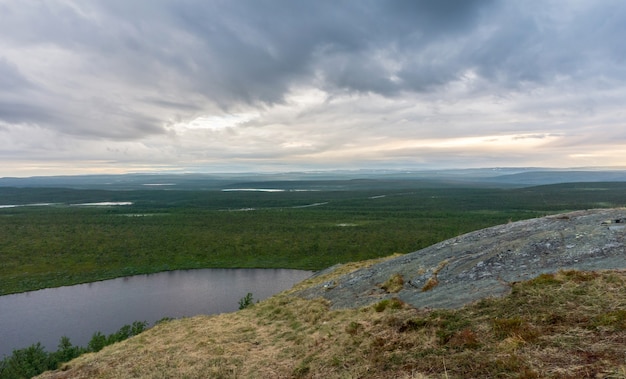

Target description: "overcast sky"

left=1, top=0, right=625, bottom=176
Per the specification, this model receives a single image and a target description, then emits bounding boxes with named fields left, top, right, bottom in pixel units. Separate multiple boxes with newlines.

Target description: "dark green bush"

left=0, top=321, right=148, bottom=379
left=0, top=343, right=53, bottom=379
left=238, top=293, right=255, bottom=310
left=49, top=336, right=84, bottom=366
left=87, top=332, right=107, bottom=353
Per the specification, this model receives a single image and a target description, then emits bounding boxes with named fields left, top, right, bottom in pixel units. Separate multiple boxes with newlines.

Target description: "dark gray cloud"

left=0, top=0, right=492, bottom=136
left=472, top=2, right=626, bottom=88
left=0, top=101, right=54, bottom=125
left=0, top=57, right=32, bottom=91
left=77, top=0, right=498, bottom=104
left=4, top=0, right=621, bottom=109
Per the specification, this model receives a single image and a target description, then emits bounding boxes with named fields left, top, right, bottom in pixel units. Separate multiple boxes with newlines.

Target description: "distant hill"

left=485, top=170, right=626, bottom=186
left=2, top=168, right=626, bottom=190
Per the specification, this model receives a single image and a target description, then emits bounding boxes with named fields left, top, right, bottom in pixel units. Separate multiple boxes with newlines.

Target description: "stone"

left=292, top=208, right=626, bottom=309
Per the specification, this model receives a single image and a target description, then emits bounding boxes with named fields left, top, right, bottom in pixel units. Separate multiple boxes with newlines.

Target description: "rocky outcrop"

left=293, top=208, right=626, bottom=309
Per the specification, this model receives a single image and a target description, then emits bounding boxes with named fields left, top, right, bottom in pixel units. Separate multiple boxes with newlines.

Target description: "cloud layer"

left=1, top=0, right=625, bottom=175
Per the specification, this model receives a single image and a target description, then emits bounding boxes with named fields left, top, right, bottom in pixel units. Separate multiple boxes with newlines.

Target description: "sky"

left=1, top=0, right=625, bottom=177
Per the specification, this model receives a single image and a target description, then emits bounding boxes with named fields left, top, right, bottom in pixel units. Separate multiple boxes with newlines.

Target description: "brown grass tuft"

left=421, top=275, right=439, bottom=292
left=380, top=273, right=404, bottom=293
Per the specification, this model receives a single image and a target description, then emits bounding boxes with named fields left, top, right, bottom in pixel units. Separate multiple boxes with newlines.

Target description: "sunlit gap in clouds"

left=167, top=112, right=258, bottom=133
left=165, top=87, right=327, bottom=136
left=163, top=86, right=329, bottom=151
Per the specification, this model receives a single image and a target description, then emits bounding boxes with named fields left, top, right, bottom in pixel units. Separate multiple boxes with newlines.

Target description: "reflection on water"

left=221, top=188, right=285, bottom=192
left=0, top=268, right=311, bottom=357
left=0, top=202, right=132, bottom=208
left=0, top=203, right=55, bottom=208
left=70, top=202, right=133, bottom=206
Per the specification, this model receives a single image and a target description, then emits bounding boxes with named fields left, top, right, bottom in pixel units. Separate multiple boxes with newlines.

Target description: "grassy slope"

left=38, top=262, right=626, bottom=379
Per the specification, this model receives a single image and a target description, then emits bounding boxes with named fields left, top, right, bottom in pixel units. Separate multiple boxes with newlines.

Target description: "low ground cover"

left=36, top=268, right=626, bottom=378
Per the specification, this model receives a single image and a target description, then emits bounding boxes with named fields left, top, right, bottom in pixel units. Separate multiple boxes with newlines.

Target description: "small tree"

left=0, top=342, right=53, bottom=378
left=238, top=292, right=254, bottom=310
left=88, top=332, right=107, bottom=352
left=130, top=321, right=148, bottom=336
left=51, top=336, right=83, bottom=366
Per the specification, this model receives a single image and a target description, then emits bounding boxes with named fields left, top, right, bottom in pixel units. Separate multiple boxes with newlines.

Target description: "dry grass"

left=421, top=259, right=448, bottom=292
left=380, top=273, right=405, bottom=293
left=285, top=254, right=402, bottom=295
left=38, top=269, right=626, bottom=379
left=421, top=276, right=439, bottom=292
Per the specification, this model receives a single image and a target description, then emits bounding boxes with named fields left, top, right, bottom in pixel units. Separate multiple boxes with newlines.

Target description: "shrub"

left=50, top=336, right=84, bottom=366
left=0, top=322, right=148, bottom=379
left=238, top=292, right=255, bottom=310
left=0, top=343, right=54, bottom=379
left=131, top=321, right=148, bottom=336
left=88, top=332, right=107, bottom=352
left=155, top=317, right=175, bottom=324
left=374, top=299, right=390, bottom=312
left=373, top=298, right=404, bottom=312
left=106, top=321, right=148, bottom=344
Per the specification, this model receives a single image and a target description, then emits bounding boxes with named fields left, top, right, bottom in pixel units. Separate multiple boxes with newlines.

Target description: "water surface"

left=0, top=268, right=311, bottom=358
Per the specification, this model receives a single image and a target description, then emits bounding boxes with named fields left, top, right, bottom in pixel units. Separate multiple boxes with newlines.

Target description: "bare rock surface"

left=293, top=208, right=626, bottom=309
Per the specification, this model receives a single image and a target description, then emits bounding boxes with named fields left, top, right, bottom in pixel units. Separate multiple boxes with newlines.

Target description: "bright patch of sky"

left=174, top=113, right=258, bottom=131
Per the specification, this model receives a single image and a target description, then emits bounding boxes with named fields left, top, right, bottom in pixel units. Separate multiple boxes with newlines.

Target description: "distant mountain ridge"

left=2, top=168, right=626, bottom=190
left=484, top=170, right=626, bottom=186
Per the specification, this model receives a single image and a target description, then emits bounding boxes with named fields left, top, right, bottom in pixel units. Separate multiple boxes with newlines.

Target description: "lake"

left=0, top=268, right=312, bottom=358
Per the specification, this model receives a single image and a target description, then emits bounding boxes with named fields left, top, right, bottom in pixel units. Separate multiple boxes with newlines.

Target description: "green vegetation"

left=373, top=297, right=404, bottom=312
left=0, top=321, right=147, bottom=379
left=3, top=179, right=623, bottom=378
left=238, top=292, right=255, bottom=310
left=38, top=269, right=626, bottom=378
left=1, top=181, right=626, bottom=295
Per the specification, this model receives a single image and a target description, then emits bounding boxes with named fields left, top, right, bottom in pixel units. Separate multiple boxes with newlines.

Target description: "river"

left=0, top=268, right=312, bottom=358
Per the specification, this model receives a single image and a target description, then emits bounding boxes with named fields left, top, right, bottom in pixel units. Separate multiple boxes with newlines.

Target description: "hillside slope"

left=36, top=209, right=626, bottom=378
left=294, top=208, right=626, bottom=309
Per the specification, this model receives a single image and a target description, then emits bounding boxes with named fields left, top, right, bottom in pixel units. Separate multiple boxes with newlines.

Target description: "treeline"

left=0, top=321, right=147, bottom=379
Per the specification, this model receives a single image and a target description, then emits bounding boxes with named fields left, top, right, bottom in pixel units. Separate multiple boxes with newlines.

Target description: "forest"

left=2, top=180, right=625, bottom=296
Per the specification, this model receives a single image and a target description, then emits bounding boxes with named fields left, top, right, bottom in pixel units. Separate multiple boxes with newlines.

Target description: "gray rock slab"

left=293, top=208, right=626, bottom=309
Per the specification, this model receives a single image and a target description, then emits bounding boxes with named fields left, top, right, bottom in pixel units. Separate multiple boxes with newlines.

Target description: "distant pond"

left=0, top=268, right=312, bottom=358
